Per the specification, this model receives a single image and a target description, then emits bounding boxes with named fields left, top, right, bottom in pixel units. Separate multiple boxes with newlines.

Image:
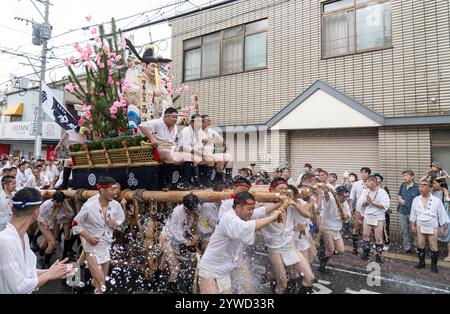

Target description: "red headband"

left=233, top=183, right=251, bottom=189
left=270, top=181, right=288, bottom=191
left=96, top=184, right=113, bottom=189
left=241, top=201, right=256, bottom=206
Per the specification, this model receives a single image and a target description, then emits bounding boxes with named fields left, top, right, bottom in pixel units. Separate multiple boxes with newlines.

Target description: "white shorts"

left=199, top=268, right=232, bottom=293
left=323, top=229, right=342, bottom=241
left=419, top=225, right=436, bottom=235
left=84, top=241, right=111, bottom=265
left=269, top=245, right=301, bottom=267
left=295, top=233, right=311, bottom=252
left=364, top=216, right=384, bottom=227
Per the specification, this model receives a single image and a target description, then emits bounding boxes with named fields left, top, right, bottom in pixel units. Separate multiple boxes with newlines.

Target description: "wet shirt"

left=199, top=206, right=266, bottom=276
left=72, top=195, right=125, bottom=244
left=356, top=188, right=390, bottom=220
left=321, top=193, right=352, bottom=231
left=161, top=204, right=195, bottom=246
left=260, top=206, right=297, bottom=250
left=410, top=195, right=449, bottom=228
left=0, top=224, right=38, bottom=294
left=218, top=199, right=234, bottom=221
left=350, top=180, right=366, bottom=205
left=397, top=182, right=420, bottom=215
left=37, top=199, right=74, bottom=226
left=197, top=203, right=219, bottom=239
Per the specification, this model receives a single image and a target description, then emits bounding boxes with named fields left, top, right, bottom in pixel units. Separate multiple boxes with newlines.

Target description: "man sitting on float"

left=200, top=114, right=234, bottom=187
left=177, top=114, right=213, bottom=189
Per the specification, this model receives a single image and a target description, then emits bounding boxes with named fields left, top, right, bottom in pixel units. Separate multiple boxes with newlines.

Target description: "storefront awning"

left=3, top=103, right=23, bottom=116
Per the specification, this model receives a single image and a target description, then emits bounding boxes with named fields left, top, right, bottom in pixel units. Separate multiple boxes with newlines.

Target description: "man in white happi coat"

left=318, top=186, right=351, bottom=273
left=217, top=176, right=252, bottom=220
left=261, top=178, right=315, bottom=294
left=410, top=180, right=449, bottom=273
left=139, top=107, right=192, bottom=190
left=176, top=114, right=212, bottom=189
left=37, top=191, right=74, bottom=268
left=356, top=175, right=390, bottom=263
left=54, top=129, right=86, bottom=190
left=159, top=194, right=212, bottom=293
left=16, top=162, right=29, bottom=190
left=26, top=166, right=49, bottom=190
left=72, top=177, right=125, bottom=294
left=200, top=115, right=234, bottom=186
left=0, top=187, right=73, bottom=294
left=0, top=176, right=16, bottom=231
left=349, top=167, right=372, bottom=255
left=198, top=191, right=282, bottom=294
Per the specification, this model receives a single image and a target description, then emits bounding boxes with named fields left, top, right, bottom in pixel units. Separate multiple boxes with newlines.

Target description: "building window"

left=432, top=129, right=450, bottom=178
left=183, top=19, right=268, bottom=81
left=10, top=116, right=22, bottom=122
left=322, top=0, right=392, bottom=58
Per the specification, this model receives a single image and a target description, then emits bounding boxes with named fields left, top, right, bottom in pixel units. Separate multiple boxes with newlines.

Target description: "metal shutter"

left=289, top=128, right=379, bottom=183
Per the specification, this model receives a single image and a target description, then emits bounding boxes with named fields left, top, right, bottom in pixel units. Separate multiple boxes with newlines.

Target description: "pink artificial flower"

left=116, top=65, right=123, bottom=70
left=78, top=117, right=85, bottom=126
left=85, top=44, right=93, bottom=56
left=64, top=60, right=70, bottom=67
left=65, top=83, right=75, bottom=93
left=99, top=62, right=105, bottom=69
left=108, top=76, right=114, bottom=85
left=74, top=42, right=83, bottom=53
left=115, top=54, right=122, bottom=62
left=91, top=27, right=97, bottom=35
left=122, top=80, right=133, bottom=92
left=107, top=60, right=113, bottom=67
left=81, top=53, right=89, bottom=62
left=95, top=37, right=101, bottom=43
left=110, top=106, right=118, bottom=115
left=108, top=69, right=113, bottom=76
left=69, top=56, right=76, bottom=64
left=86, top=62, right=94, bottom=70
left=85, top=15, right=92, bottom=22
left=115, top=81, right=121, bottom=87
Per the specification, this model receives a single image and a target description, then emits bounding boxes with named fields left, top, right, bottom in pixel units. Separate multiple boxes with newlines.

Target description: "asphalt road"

left=36, top=238, right=450, bottom=295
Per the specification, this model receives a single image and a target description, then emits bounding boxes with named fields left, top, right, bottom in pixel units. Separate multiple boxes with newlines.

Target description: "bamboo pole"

left=43, top=189, right=282, bottom=203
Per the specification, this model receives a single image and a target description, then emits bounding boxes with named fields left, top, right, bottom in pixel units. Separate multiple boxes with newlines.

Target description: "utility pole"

left=34, top=0, right=51, bottom=160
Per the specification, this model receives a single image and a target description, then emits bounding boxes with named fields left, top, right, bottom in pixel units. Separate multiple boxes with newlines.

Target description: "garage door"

left=289, top=128, right=379, bottom=183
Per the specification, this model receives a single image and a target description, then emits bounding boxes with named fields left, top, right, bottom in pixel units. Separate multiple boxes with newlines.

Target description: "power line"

left=50, top=0, right=187, bottom=40
left=0, top=24, right=31, bottom=36
left=1, top=0, right=276, bottom=87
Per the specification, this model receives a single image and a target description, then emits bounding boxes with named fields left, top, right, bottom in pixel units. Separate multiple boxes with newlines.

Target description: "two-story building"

left=0, top=87, right=66, bottom=160
left=171, top=0, right=450, bottom=238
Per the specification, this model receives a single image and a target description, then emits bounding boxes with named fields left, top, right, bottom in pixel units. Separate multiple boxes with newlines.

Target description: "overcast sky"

left=0, top=0, right=203, bottom=90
